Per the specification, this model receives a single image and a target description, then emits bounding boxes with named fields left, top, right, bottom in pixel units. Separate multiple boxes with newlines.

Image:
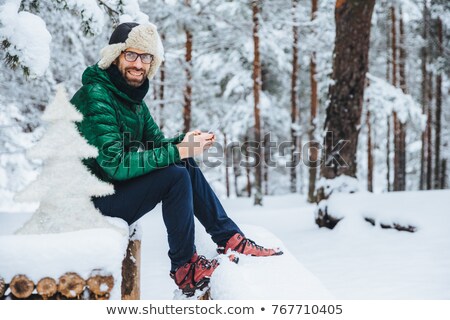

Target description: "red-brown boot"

left=170, top=253, right=219, bottom=296
left=217, top=233, right=283, bottom=257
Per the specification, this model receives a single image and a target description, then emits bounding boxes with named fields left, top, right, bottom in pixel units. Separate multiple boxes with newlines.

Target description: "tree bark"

left=420, top=0, right=428, bottom=190
left=243, top=134, right=252, bottom=197
left=252, top=0, right=263, bottom=205
left=434, top=17, right=442, bottom=189
left=315, top=0, right=376, bottom=228
left=308, top=0, right=319, bottom=202
left=398, top=7, right=407, bottom=190
left=367, top=110, right=373, bottom=192
left=263, top=133, right=270, bottom=195
left=441, top=159, right=447, bottom=189
left=387, top=116, right=391, bottom=191
left=390, top=6, right=397, bottom=87
left=391, top=5, right=402, bottom=191
left=121, top=237, right=141, bottom=300
left=426, top=72, right=433, bottom=190
left=183, top=0, right=193, bottom=133
left=290, top=0, right=300, bottom=194
left=224, top=133, right=230, bottom=198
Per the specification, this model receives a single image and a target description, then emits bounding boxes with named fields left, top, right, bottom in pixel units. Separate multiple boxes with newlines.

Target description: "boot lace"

left=236, top=237, right=265, bottom=253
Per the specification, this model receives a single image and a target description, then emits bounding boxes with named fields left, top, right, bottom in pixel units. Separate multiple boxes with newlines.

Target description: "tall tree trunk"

left=398, top=7, right=407, bottom=190
left=290, top=0, right=300, bottom=194
left=393, top=111, right=401, bottom=191
left=390, top=6, right=397, bottom=88
left=315, top=0, right=376, bottom=228
left=183, top=0, right=193, bottom=133
left=224, top=133, right=230, bottom=198
left=386, top=116, right=391, bottom=191
left=232, top=142, right=241, bottom=197
left=308, top=0, right=319, bottom=203
left=264, top=133, right=270, bottom=195
left=244, top=134, right=252, bottom=197
left=367, top=110, right=373, bottom=192
left=441, top=159, right=447, bottom=189
left=426, top=72, right=433, bottom=190
left=391, top=5, right=401, bottom=191
left=419, top=0, right=428, bottom=190
left=252, top=0, right=263, bottom=205
left=434, top=17, right=443, bottom=189
left=386, top=8, right=391, bottom=192
left=386, top=4, right=391, bottom=85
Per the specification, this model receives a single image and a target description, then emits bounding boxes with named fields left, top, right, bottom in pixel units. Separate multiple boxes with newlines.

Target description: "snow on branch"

left=365, top=73, right=425, bottom=129
left=0, top=0, right=51, bottom=77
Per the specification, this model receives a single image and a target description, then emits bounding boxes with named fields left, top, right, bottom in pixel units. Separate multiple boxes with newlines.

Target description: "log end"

left=10, top=274, right=35, bottom=299
left=87, top=274, right=114, bottom=299
left=37, top=277, right=58, bottom=299
left=58, top=273, right=86, bottom=299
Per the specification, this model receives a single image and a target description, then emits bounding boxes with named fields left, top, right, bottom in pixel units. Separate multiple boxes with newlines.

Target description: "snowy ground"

left=1, top=190, right=449, bottom=299
left=139, top=190, right=450, bottom=299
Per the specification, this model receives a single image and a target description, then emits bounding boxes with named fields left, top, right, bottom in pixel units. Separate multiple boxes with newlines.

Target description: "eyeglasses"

left=122, top=51, right=153, bottom=64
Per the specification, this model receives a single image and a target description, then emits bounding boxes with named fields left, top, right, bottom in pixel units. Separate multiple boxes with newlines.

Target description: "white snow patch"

left=0, top=0, right=52, bottom=76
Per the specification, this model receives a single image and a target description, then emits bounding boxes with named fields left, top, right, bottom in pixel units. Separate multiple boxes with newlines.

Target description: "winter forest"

left=0, top=0, right=449, bottom=301
left=1, top=0, right=449, bottom=210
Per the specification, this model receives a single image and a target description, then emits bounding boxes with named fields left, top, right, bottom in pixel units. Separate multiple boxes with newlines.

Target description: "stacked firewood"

left=0, top=272, right=114, bottom=300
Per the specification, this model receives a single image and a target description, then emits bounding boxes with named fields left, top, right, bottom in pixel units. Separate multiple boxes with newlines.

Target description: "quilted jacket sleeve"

left=74, top=85, right=181, bottom=181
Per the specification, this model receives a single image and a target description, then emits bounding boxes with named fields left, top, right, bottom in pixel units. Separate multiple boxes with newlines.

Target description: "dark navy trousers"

left=92, top=158, right=242, bottom=272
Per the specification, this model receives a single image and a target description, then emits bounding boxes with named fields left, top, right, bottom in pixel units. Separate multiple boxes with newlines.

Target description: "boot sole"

left=181, top=277, right=210, bottom=297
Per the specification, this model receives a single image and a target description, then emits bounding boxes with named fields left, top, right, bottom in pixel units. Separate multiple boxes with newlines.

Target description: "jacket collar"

left=82, top=64, right=148, bottom=105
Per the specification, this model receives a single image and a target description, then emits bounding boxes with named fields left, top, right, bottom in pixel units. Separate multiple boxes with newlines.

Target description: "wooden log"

left=198, top=290, right=211, bottom=300
left=58, top=273, right=85, bottom=299
left=121, top=238, right=141, bottom=300
left=10, top=274, right=35, bottom=299
left=87, top=273, right=114, bottom=300
left=37, top=277, right=58, bottom=299
left=0, top=277, right=6, bottom=298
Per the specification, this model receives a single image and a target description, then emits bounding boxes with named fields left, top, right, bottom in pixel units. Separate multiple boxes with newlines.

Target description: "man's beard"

left=118, top=64, right=149, bottom=87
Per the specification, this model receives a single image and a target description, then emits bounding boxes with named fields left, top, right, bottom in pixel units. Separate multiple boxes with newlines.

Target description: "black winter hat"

left=108, top=22, right=139, bottom=44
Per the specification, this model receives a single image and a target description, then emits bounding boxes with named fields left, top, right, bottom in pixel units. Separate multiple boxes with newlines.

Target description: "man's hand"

left=176, top=130, right=215, bottom=159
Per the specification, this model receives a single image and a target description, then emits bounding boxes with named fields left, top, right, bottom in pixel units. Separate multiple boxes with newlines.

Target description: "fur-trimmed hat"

left=98, top=22, right=164, bottom=80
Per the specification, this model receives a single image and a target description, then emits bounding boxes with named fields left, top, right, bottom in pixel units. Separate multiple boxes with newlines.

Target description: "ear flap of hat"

left=98, top=43, right=126, bottom=70
left=97, top=23, right=165, bottom=80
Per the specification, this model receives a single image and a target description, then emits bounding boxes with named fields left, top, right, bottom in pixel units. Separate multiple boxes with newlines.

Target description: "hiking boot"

left=217, top=233, right=283, bottom=257
left=170, top=252, right=219, bottom=296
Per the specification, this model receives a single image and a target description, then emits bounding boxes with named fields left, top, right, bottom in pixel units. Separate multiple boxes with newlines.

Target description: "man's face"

left=115, top=47, right=151, bottom=87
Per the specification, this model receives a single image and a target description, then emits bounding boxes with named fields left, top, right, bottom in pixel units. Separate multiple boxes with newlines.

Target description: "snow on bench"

left=0, top=220, right=141, bottom=300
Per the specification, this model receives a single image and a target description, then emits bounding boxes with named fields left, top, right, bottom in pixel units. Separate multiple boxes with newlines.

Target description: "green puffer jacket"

left=70, top=64, right=185, bottom=183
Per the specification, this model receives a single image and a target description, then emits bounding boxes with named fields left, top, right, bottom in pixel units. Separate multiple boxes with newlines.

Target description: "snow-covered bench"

left=0, top=224, right=141, bottom=300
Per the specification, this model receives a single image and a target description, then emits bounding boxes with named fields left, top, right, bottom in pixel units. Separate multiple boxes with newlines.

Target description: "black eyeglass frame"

left=122, top=51, right=153, bottom=64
